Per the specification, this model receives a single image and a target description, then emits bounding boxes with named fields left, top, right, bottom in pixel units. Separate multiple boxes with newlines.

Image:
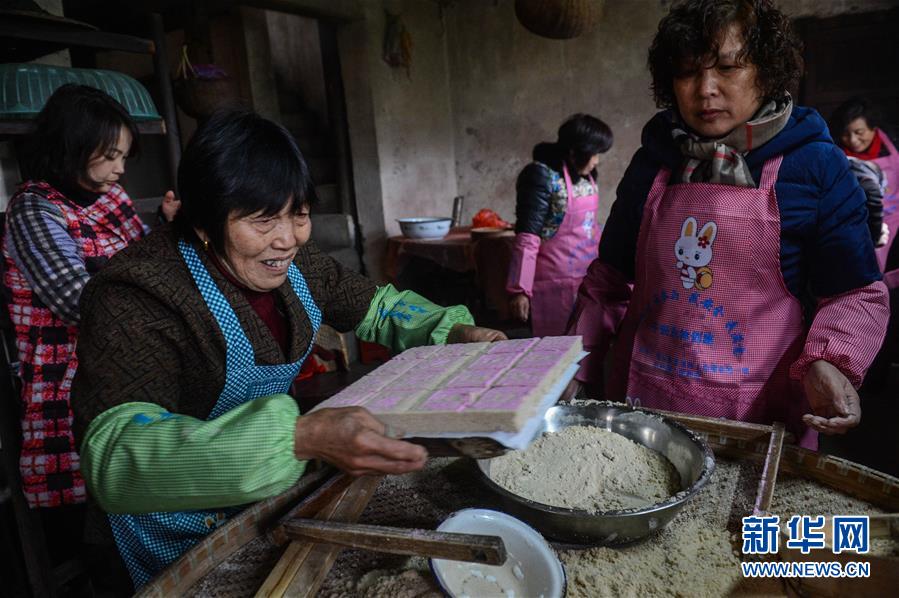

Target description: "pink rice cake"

left=515, top=350, right=568, bottom=369
left=365, top=359, right=416, bottom=378
left=495, top=365, right=552, bottom=388
left=439, top=342, right=490, bottom=357
left=420, top=355, right=474, bottom=372
left=464, top=386, right=542, bottom=432
left=535, top=335, right=581, bottom=352
left=312, top=389, right=372, bottom=410
left=392, top=345, right=445, bottom=360
left=485, top=337, right=539, bottom=354
left=467, top=352, right=521, bottom=371
left=338, top=374, right=394, bottom=395
left=443, top=368, right=503, bottom=389
left=418, top=389, right=483, bottom=412
left=382, top=372, right=447, bottom=391
left=363, top=389, right=427, bottom=414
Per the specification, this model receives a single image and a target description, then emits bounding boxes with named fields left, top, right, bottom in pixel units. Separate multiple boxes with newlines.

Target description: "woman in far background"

left=830, top=97, right=898, bottom=257
left=831, top=97, right=899, bottom=200
left=506, top=113, right=613, bottom=336
left=1, top=84, right=177, bottom=567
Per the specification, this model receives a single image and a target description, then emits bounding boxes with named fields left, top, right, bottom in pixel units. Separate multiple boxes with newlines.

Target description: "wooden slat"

left=649, top=407, right=791, bottom=443
left=258, top=475, right=382, bottom=598
left=700, top=429, right=899, bottom=512
left=135, top=466, right=336, bottom=598
left=281, top=519, right=507, bottom=565
left=753, top=422, right=785, bottom=515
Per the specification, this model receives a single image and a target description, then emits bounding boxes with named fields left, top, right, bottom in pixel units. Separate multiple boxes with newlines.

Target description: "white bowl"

left=431, top=508, right=565, bottom=598
left=397, top=217, right=452, bottom=239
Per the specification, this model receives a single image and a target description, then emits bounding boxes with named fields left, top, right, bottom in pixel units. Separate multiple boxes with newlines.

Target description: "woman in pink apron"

left=830, top=97, right=899, bottom=273
left=507, top=114, right=613, bottom=336
left=831, top=98, right=899, bottom=392
left=567, top=0, right=889, bottom=449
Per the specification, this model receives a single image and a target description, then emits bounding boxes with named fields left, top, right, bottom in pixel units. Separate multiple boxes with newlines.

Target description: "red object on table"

left=472, top=208, right=512, bottom=229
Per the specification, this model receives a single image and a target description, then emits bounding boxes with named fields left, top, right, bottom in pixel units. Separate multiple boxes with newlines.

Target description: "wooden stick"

left=267, top=472, right=354, bottom=545
left=753, top=422, right=785, bottom=515
left=256, top=475, right=382, bottom=598
left=281, top=519, right=507, bottom=565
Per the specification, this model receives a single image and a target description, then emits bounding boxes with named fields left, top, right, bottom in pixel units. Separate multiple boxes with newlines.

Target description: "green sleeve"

left=354, top=283, right=475, bottom=352
left=80, top=394, right=306, bottom=514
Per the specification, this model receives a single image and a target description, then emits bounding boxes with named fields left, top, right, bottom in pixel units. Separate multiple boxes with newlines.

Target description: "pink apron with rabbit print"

left=616, top=156, right=816, bottom=448
left=530, top=164, right=600, bottom=336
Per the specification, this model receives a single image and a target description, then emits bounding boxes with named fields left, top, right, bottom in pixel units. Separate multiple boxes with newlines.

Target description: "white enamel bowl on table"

left=431, top=508, right=565, bottom=598
left=397, top=217, right=453, bottom=239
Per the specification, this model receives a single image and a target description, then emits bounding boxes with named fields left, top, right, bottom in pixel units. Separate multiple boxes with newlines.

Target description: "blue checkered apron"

left=108, top=239, right=322, bottom=589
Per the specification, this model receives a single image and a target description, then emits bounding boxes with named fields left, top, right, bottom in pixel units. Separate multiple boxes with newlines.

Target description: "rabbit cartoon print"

left=675, top=216, right=716, bottom=290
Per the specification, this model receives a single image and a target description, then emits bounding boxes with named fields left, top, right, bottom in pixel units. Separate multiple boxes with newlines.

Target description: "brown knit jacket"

left=71, top=224, right=376, bottom=444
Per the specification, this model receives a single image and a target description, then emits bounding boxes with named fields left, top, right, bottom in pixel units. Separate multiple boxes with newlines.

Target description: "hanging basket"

left=172, top=46, right=239, bottom=120
left=173, top=78, right=238, bottom=120
left=514, top=0, right=603, bottom=40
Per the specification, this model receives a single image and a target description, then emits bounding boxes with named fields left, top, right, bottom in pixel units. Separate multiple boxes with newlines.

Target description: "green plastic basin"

left=0, top=63, right=161, bottom=121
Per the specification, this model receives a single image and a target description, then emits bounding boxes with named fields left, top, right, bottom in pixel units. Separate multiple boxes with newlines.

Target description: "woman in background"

left=506, top=113, right=613, bottom=336
left=1, top=83, right=177, bottom=570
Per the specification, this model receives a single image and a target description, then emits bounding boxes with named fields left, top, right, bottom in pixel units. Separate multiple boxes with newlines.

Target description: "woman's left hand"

left=161, top=190, right=181, bottom=222
left=801, top=359, right=861, bottom=434
left=447, top=323, right=508, bottom=344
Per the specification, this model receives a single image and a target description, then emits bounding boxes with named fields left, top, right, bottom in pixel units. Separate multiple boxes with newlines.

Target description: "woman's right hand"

left=293, top=407, right=428, bottom=476
left=509, top=293, right=530, bottom=322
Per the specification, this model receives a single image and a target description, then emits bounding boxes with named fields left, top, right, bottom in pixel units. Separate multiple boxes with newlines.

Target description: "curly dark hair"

left=648, top=0, right=803, bottom=109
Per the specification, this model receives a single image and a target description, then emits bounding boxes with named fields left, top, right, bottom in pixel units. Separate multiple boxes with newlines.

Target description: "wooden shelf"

left=0, top=119, right=165, bottom=136
left=0, top=19, right=154, bottom=55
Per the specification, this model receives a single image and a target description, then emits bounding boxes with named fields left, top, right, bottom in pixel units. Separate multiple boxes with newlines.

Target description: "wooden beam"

left=223, top=0, right=363, bottom=21
left=0, top=21, right=154, bottom=54
left=149, top=12, right=181, bottom=190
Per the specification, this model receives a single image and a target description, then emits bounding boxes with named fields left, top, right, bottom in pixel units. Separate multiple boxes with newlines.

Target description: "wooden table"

left=385, top=227, right=515, bottom=323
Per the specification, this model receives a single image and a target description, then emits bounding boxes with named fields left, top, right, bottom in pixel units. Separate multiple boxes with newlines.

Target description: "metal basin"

left=476, top=402, right=715, bottom=545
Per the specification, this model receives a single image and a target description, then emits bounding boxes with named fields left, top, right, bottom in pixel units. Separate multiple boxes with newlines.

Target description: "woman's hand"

left=161, top=190, right=181, bottom=222
left=293, top=407, right=427, bottom=476
left=801, top=360, right=861, bottom=435
left=447, top=323, right=508, bottom=344
left=509, top=294, right=530, bottom=322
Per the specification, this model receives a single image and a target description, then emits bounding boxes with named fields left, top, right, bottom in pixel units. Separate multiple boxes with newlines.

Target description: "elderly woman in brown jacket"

left=71, top=109, right=504, bottom=590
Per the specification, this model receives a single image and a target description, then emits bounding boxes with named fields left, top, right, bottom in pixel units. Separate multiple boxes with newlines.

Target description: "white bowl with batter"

left=431, top=508, right=565, bottom=598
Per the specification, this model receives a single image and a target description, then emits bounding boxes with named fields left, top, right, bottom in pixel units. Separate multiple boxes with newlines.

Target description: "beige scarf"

left=672, top=95, right=793, bottom=188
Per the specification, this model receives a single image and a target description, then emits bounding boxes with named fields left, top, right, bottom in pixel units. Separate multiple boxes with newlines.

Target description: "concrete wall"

left=296, top=0, right=899, bottom=280
left=445, top=0, right=666, bottom=226
left=364, top=0, right=459, bottom=232
left=442, top=0, right=899, bottom=228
